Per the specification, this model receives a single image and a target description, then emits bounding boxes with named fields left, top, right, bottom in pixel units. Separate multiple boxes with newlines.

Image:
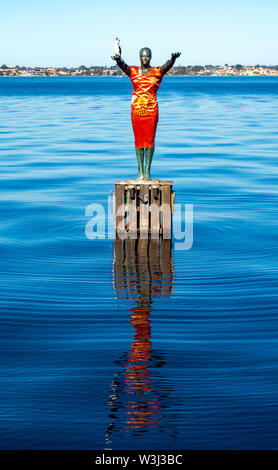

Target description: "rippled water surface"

left=1, top=76, right=278, bottom=449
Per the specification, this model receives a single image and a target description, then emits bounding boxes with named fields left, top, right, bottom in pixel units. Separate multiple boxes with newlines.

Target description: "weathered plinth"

left=112, top=179, right=175, bottom=239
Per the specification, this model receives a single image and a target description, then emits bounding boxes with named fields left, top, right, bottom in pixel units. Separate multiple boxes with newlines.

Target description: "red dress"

left=129, top=66, right=163, bottom=148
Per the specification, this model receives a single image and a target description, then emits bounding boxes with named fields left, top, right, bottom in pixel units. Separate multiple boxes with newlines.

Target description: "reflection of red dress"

left=130, top=66, right=163, bottom=148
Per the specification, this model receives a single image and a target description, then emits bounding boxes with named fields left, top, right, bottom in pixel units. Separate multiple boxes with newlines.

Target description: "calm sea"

left=0, top=76, right=278, bottom=450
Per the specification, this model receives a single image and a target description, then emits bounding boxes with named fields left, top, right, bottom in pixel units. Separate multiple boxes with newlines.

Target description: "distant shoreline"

left=1, top=74, right=278, bottom=78
left=1, top=65, right=278, bottom=77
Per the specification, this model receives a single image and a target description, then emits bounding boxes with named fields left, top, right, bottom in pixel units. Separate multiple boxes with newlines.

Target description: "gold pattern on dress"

left=132, top=93, right=157, bottom=117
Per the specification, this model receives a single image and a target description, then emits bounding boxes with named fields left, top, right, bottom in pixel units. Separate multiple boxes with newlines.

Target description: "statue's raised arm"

left=111, top=55, right=131, bottom=77
left=160, top=52, right=182, bottom=76
left=111, top=37, right=131, bottom=76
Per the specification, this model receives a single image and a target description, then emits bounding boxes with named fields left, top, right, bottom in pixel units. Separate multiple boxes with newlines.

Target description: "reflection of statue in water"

left=112, top=44, right=181, bottom=180
left=105, top=239, right=176, bottom=449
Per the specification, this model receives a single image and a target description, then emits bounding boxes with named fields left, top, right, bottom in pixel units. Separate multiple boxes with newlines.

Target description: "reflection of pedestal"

left=112, top=180, right=175, bottom=239
left=113, top=238, right=174, bottom=300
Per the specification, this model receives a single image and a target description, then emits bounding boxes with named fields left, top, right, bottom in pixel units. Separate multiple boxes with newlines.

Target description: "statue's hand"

left=171, top=52, right=182, bottom=60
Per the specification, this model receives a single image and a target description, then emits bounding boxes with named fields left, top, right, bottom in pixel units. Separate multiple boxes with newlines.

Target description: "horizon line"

left=1, top=63, right=278, bottom=68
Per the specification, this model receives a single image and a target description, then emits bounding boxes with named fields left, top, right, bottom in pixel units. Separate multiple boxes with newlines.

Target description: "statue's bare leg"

left=136, top=148, right=144, bottom=180
left=144, top=147, right=154, bottom=180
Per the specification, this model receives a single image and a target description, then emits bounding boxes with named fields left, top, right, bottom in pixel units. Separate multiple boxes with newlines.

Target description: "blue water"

left=1, top=76, right=278, bottom=450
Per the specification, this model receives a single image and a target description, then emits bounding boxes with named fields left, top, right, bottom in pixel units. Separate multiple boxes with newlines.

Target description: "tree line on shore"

left=1, top=64, right=278, bottom=76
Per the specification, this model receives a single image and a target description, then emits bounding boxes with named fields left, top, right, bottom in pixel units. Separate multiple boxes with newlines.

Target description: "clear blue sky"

left=2, top=0, right=277, bottom=67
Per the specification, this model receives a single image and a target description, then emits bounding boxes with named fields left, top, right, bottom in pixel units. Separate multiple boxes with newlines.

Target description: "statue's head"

left=139, top=47, right=152, bottom=66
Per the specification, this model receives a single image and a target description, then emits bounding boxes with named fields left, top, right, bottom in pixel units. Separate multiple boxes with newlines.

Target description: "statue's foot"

left=137, top=173, right=144, bottom=180
left=143, top=173, right=151, bottom=180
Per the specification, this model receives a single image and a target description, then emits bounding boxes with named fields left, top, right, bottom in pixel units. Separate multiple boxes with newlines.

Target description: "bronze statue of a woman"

left=112, top=44, right=181, bottom=180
